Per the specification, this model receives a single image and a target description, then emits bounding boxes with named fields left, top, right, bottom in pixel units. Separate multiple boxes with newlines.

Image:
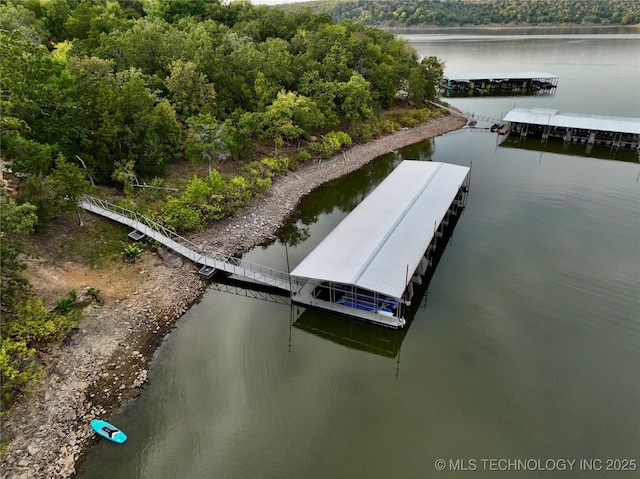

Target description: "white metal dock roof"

left=444, top=72, right=558, bottom=81
left=502, top=108, right=640, bottom=135
left=290, top=161, right=470, bottom=299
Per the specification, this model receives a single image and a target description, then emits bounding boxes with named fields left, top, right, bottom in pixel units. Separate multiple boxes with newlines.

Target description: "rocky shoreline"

left=0, top=112, right=466, bottom=479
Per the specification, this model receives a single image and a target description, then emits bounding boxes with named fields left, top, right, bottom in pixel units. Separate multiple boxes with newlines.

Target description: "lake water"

left=78, top=28, right=640, bottom=478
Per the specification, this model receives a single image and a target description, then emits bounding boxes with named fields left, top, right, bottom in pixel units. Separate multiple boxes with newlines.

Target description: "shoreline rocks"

left=0, top=113, right=466, bottom=478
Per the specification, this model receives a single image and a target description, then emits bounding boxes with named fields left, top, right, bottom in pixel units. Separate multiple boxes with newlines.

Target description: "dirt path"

left=0, top=112, right=466, bottom=478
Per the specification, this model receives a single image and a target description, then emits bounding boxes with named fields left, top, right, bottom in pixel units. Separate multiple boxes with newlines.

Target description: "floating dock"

left=290, top=160, right=470, bottom=329
left=442, top=72, right=558, bottom=96
left=81, top=160, right=471, bottom=330
left=501, top=108, right=640, bottom=149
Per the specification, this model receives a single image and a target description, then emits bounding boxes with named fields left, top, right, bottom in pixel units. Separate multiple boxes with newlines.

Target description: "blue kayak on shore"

left=90, top=419, right=127, bottom=444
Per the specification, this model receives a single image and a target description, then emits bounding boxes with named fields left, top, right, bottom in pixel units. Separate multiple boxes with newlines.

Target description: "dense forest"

left=0, top=0, right=444, bottom=408
left=308, top=0, right=640, bottom=27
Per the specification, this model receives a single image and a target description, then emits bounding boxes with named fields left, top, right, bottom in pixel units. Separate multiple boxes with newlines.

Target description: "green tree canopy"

left=0, top=195, right=37, bottom=313
left=254, top=91, right=325, bottom=154
left=165, top=59, right=217, bottom=121
left=336, top=74, right=374, bottom=123
left=2, top=0, right=444, bottom=204
left=317, top=0, right=640, bottom=27
left=186, top=114, right=232, bottom=174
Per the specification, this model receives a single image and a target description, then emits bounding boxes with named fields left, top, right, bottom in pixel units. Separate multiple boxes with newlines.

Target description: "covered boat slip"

left=502, top=108, right=640, bottom=148
left=442, top=72, right=558, bottom=96
left=290, top=160, right=470, bottom=329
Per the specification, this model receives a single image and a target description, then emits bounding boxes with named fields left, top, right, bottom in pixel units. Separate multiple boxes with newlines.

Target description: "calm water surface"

left=78, top=29, right=640, bottom=478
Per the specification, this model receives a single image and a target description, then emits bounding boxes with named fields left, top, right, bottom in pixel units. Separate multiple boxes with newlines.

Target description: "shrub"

left=224, top=176, right=254, bottom=213
left=87, top=287, right=102, bottom=303
left=308, top=131, right=353, bottom=158
left=414, top=108, right=432, bottom=122
left=182, top=176, right=213, bottom=206
left=6, top=297, right=80, bottom=345
left=350, top=123, right=374, bottom=142
left=381, top=119, right=401, bottom=134
left=162, top=197, right=204, bottom=232
left=244, top=160, right=271, bottom=180
left=121, top=242, right=146, bottom=261
left=295, top=151, right=312, bottom=164
left=261, top=156, right=290, bottom=175
left=55, top=289, right=77, bottom=314
left=0, top=337, right=39, bottom=410
left=203, top=194, right=225, bottom=221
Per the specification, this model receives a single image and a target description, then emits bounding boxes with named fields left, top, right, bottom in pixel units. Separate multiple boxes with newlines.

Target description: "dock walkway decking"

left=79, top=195, right=297, bottom=293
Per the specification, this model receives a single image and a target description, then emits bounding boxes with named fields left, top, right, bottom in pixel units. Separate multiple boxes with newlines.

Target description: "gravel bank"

left=190, top=113, right=468, bottom=256
left=0, top=112, right=466, bottom=478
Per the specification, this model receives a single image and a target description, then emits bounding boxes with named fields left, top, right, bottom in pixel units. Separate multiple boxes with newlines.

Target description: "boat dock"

left=442, top=72, right=558, bottom=96
left=501, top=108, right=640, bottom=149
left=79, top=195, right=297, bottom=293
left=81, top=160, right=470, bottom=329
left=290, top=160, right=470, bottom=329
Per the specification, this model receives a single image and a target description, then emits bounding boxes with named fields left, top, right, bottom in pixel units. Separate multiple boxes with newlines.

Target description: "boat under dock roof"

left=290, top=160, right=470, bottom=328
left=502, top=108, right=640, bottom=135
left=441, top=72, right=558, bottom=97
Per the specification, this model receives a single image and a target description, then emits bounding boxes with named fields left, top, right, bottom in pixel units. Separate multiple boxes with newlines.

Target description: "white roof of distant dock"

left=290, top=161, right=470, bottom=299
left=503, top=108, right=640, bottom=135
left=444, top=72, right=558, bottom=81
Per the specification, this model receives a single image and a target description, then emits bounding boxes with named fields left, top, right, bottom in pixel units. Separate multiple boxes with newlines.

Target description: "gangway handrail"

left=426, top=101, right=502, bottom=124
left=79, top=194, right=299, bottom=292
left=81, top=194, right=202, bottom=251
left=460, top=112, right=503, bottom=124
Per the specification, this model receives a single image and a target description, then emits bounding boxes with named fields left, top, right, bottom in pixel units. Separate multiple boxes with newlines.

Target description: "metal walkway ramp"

left=79, top=195, right=298, bottom=293
left=427, top=101, right=502, bottom=125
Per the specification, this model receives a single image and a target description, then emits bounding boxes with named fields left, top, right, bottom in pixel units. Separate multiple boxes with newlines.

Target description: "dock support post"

left=564, top=128, right=572, bottom=143
left=542, top=126, right=550, bottom=143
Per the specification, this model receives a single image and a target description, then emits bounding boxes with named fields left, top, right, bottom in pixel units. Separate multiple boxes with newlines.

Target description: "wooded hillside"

left=308, top=0, right=640, bottom=27
left=1, top=0, right=443, bottom=186
left=0, top=0, right=445, bottom=407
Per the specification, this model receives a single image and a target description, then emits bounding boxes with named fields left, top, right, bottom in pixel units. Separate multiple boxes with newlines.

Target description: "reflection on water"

left=443, top=88, right=556, bottom=98
left=293, top=206, right=465, bottom=359
left=400, top=32, right=640, bottom=42
left=395, top=25, right=640, bottom=41
left=280, top=141, right=435, bottom=247
left=294, top=309, right=406, bottom=359
left=500, top=136, right=640, bottom=163
left=209, top=277, right=291, bottom=306
left=280, top=154, right=397, bottom=246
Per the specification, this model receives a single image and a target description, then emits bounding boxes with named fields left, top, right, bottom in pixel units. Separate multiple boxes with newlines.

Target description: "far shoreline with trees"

left=301, top=0, right=640, bottom=28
